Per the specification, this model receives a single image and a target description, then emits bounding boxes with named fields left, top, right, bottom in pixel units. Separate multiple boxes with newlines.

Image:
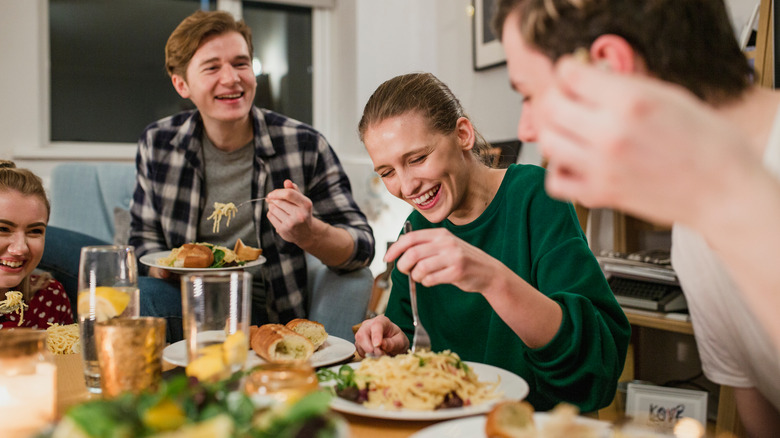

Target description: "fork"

left=235, top=197, right=266, bottom=208
left=404, top=221, right=432, bottom=352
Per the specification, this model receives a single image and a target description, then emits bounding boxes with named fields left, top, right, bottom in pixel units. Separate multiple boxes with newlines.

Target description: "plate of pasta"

left=319, top=350, right=529, bottom=421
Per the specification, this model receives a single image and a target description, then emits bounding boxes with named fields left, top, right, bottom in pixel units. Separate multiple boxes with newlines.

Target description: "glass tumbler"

left=77, top=245, right=140, bottom=394
left=181, top=271, right=251, bottom=381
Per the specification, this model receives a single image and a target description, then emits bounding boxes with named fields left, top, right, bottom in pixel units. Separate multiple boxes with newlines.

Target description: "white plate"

left=323, top=361, right=530, bottom=421
left=410, top=413, right=612, bottom=438
left=139, top=250, right=266, bottom=273
left=163, top=332, right=355, bottom=369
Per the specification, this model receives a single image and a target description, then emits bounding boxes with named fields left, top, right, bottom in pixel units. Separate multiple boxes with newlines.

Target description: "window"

left=48, top=0, right=312, bottom=144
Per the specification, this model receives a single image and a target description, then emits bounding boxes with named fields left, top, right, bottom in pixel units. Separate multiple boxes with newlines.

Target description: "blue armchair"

left=44, top=162, right=373, bottom=341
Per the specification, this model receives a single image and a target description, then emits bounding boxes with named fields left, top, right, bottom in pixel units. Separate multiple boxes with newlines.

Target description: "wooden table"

left=54, top=354, right=434, bottom=437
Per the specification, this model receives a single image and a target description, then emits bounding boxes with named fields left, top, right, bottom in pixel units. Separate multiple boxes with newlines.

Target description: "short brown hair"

left=358, top=72, right=493, bottom=166
left=492, top=0, right=752, bottom=105
left=165, top=10, right=254, bottom=78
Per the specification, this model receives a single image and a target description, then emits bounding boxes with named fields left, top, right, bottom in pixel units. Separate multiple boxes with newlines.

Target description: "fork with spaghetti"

left=207, top=198, right=267, bottom=233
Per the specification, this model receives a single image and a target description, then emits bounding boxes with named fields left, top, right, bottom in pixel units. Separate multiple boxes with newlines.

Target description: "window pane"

left=242, top=2, right=312, bottom=125
left=49, top=0, right=206, bottom=143
left=49, top=0, right=312, bottom=143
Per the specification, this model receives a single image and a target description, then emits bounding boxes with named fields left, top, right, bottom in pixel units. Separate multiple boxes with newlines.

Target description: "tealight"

left=0, top=329, right=57, bottom=437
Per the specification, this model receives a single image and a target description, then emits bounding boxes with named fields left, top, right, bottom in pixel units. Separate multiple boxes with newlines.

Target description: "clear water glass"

left=77, top=245, right=140, bottom=394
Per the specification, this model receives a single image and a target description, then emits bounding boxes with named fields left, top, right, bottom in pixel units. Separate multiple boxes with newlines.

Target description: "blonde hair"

left=0, top=160, right=51, bottom=303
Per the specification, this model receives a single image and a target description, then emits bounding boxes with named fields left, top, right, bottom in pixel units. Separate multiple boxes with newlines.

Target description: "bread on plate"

left=175, top=243, right=214, bottom=268
left=233, top=238, right=262, bottom=262
left=251, top=323, right=314, bottom=363
left=286, top=318, right=328, bottom=350
left=485, top=400, right=536, bottom=438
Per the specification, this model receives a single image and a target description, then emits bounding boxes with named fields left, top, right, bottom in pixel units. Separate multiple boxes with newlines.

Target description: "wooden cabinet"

left=618, top=309, right=746, bottom=437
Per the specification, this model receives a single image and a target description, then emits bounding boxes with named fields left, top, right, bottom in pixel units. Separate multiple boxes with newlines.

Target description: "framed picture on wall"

left=473, top=0, right=506, bottom=70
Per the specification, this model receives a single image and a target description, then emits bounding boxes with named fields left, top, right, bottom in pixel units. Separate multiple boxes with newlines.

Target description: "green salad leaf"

left=45, top=370, right=337, bottom=438
left=211, top=248, right=226, bottom=268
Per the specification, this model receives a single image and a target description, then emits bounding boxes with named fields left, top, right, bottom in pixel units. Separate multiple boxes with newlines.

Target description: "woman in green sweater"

left=354, top=72, right=629, bottom=412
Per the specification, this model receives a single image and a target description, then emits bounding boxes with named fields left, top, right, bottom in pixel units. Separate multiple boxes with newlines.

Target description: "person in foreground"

left=130, top=10, right=374, bottom=334
left=0, top=160, right=72, bottom=329
left=493, top=0, right=780, bottom=434
left=353, top=72, right=630, bottom=412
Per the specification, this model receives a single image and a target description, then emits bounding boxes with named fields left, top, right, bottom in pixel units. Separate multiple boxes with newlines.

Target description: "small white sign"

left=625, top=383, right=708, bottom=433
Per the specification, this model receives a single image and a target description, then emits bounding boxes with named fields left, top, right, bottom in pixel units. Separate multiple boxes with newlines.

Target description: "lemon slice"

left=186, top=353, right=228, bottom=382
left=150, top=414, right=233, bottom=438
left=223, top=330, right=248, bottom=366
left=77, top=287, right=131, bottom=321
left=142, top=398, right=187, bottom=432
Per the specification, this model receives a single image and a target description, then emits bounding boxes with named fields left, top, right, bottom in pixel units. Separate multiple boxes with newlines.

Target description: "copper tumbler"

left=95, top=317, right=166, bottom=398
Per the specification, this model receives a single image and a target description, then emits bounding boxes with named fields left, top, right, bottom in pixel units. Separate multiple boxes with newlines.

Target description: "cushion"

left=113, top=207, right=132, bottom=245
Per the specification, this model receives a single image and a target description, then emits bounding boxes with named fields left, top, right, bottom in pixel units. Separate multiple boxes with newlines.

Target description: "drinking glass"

left=181, top=271, right=251, bottom=380
left=77, top=245, right=140, bottom=394
left=95, top=317, right=166, bottom=398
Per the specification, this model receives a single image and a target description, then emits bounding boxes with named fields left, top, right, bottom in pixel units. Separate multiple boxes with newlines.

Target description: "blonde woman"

left=0, top=160, right=72, bottom=329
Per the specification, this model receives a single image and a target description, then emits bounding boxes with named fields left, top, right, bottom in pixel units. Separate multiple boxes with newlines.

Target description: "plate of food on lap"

left=139, top=239, right=266, bottom=273
left=316, top=350, right=530, bottom=421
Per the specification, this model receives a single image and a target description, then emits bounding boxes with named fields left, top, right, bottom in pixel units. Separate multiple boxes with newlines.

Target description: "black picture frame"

left=473, top=0, right=506, bottom=70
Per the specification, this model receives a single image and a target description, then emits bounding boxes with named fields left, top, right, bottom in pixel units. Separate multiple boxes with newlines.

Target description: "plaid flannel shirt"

left=129, top=107, right=374, bottom=322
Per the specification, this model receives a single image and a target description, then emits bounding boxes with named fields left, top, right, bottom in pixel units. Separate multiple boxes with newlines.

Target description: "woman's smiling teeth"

left=0, top=259, right=23, bottom=268
left=412, top=186, right=440, bottom=206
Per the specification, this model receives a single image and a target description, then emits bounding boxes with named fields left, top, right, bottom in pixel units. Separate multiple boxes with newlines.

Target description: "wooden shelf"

left=623, top=309, right=693, bottom=335
left=621, top=307, right=745, bottom=436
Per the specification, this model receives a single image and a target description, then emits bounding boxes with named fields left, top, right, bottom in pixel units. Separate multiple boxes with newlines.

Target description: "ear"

left=588, top=34, right=641, bottom=74
left=455, top=117, right=476, bottom=152
left=171, top=74, right=191, bottom=99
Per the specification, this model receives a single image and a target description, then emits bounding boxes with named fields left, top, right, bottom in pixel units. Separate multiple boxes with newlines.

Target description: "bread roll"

left=286, top=318, right=328, bottom=350
left=485, top=400, right=536, bottom=438
left=251, top=324, right=314, bottom=363
left=176, top=243, right=214, bottom=268
left=233, top=238, right=262, bottom=261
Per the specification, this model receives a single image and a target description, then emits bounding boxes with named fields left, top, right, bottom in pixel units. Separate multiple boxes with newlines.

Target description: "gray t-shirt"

left=198, top=135, right=267, bottom=322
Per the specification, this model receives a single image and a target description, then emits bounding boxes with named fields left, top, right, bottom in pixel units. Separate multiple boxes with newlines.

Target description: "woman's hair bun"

left=0, top=160, right=17, bottom=169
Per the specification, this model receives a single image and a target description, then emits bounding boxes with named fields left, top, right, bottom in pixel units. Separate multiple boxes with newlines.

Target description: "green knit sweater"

left=385, top=164, right=630, bottom=412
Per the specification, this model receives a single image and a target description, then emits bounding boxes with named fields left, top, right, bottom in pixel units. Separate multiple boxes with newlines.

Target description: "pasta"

left=354, top=350, right=501, bottom=411
left=46, top=323, right=81, bottom=355
left=0, top=291, right=28, bottom=326
left=207, top=202, right=238, bottom=233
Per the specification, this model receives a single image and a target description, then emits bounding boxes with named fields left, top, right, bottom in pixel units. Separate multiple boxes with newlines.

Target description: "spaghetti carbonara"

left=0, top=291, right=28, bottom=325
left=354, top=350, right=500, bottom=410
left=207, top=202, right=238, bottom=233
left=46, top=323, right=81, bottom=354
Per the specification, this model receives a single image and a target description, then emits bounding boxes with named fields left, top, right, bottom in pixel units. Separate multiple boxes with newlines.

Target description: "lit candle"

left=0, top=330, right=57, bottom=437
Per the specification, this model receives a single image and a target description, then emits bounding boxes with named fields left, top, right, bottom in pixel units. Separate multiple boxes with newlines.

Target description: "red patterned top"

left=0, top=275, right=73, bottom=329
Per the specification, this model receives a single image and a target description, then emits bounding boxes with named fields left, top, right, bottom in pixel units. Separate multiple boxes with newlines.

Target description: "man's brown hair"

left=165, top=10, right=254, bottom=78
left=492, top=0, right=753, bottom=105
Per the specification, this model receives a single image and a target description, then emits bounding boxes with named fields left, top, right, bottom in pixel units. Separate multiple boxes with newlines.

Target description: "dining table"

left=54, top=353, right=446, bottom=438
